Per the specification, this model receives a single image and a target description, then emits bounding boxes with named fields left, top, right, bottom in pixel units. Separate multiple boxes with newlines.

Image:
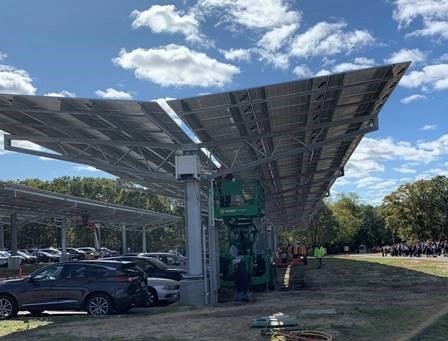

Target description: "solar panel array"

left=0, top=181, right=180, bottom=227
left=0, top=62, right=409, bottom=228
left=168, top=63, right=409, bottom=226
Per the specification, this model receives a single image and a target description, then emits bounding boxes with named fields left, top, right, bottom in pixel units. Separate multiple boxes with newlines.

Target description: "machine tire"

left=0, top=295, right=18, bottom=320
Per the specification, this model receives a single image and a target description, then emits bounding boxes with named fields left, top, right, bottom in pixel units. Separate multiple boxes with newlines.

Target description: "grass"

left=1, top=256, right=448, bottom=341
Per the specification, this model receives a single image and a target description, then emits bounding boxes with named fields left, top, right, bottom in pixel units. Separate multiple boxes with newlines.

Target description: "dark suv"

left=0, top=260, right=148, bottom=319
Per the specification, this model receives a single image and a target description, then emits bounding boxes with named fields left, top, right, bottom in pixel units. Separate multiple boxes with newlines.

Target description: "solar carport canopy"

left=0, top=181, right=181, bottom=227
left=167, top=62, right=409, bottom=226
left=0, top=62, right=409, bottom=228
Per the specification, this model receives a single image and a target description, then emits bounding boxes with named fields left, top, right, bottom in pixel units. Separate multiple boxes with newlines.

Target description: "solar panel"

left=0, top=62, right=410, bottom=228
left=0, top=181, right=180, bottom=227
left=167, top=63, right=410, bottom=226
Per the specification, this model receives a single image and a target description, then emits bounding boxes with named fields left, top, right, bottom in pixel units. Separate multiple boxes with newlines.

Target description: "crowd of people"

left=383, top=241, right=448, bottom=257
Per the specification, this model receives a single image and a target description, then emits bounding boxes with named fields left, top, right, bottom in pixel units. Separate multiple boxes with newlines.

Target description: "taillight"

left=114, top=276, right=139, bottom=282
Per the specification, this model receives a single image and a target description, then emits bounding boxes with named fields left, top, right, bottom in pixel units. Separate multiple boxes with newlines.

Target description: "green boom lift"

left=215, top=178, right=276, bottom=290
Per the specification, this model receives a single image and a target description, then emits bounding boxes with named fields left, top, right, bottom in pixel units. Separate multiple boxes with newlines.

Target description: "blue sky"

left=0, top=0, right=447, bottom=205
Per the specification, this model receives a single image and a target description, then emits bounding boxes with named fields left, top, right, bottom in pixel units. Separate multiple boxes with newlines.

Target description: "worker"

left=233, top=259, right=250, bottom=302
left=314, top=244, right=326, bottom=269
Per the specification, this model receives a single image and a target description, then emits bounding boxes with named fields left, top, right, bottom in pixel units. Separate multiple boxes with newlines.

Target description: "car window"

left=147, top=257, right=168, bottom=269
left=33, top=265, right=64, bottom=281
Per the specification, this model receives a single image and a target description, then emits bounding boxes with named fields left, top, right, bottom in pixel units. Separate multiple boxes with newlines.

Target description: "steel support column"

left=121, top=224, right=127, bottom=255
left=208, top=180, right=219, bottom=305
left=0, top=224, right=4, bottom=251
left=8, top=213, right=21, bottom=270
left=185, top=180, right=203, bottom=276
left=142, top=227, right=147, bottom=253
left=60, top=219, right=68, bottom=262
left=10, top=213, right=17, bottom=256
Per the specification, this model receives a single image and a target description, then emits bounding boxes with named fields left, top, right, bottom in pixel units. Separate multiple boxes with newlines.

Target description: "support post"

left=60, top=219, right=68, bottom=262
left=121, top=224, right=127, bottom=255
left=208, top=179, right=219, bottom=305
left=8, top=213, right=21, bottom=270
left=0, top=224, right=4, bottom=251
left=185, top=180, right=203, bottom=276
left=142, top=227, right=147, bottom=253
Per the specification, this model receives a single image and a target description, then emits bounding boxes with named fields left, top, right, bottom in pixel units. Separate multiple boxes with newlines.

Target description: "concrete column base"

left=60, top=255, right=70, bottom=262
left=8, top=256, right=22, bottom=271
left=180, top=278, right=206, bottom=306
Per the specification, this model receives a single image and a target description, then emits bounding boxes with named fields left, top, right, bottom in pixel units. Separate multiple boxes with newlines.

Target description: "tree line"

left=2, top=177, right=185, bottom=252
left=279, top=176, right=448, bottom=252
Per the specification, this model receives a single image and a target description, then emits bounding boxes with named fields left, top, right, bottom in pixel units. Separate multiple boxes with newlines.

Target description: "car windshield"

left=43, top=249, right=60, bottom=254
left=143, top=257, right=169, bottom=269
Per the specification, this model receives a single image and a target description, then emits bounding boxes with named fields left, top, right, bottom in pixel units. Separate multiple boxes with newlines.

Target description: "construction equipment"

left=276, top=244, right=308, bottom=267
left=215, top=178, right=276, bottom=290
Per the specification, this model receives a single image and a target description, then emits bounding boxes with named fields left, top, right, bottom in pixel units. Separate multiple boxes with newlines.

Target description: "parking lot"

left=2, top=256, right=448, bottom=341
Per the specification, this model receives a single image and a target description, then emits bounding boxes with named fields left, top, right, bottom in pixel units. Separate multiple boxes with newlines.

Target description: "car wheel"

left=0, top=295, right=18, bottom=320
left=86, top=293, right=113, bottom=316
left=146, top=288, right=158, bottom=307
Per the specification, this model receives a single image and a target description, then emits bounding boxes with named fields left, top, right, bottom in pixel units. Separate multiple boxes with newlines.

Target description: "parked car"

left=139, top=252, right=186, bottom=270
left=146, top=277, right=180, bottom=306
left=100, top=247, right=119, bottom=258
left=60, top=248, right=86, bottom=260
left=108, top=256, right=185, bottom=281
left=30, top=250, right=60, bottom=263
left=0, top=252, right=8, bottom=266
left=0, top=260, right=149, bottom=319
left=0, top=251, right=24, bottom=264
left=40, top=248, right=70, bottom=260
left=17, top=251, right=38, bottom=264
left=77, top=247, right=100, bottom=259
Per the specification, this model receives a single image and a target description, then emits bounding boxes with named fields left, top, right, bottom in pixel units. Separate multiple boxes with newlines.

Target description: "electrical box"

left=175, top=154, right=201, bottom=180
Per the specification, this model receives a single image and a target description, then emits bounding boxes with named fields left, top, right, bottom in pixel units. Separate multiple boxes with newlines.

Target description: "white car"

left=0, top=251, right=8, bottom=266
left=146, top=277, right=180, bottom=306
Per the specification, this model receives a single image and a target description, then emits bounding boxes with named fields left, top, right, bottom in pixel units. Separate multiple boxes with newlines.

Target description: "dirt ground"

left=2, top=256, right=448, bottom=341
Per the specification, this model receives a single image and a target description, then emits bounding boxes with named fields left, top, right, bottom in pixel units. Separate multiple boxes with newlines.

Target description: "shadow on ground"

left=2, top=257, right=448, bottom=341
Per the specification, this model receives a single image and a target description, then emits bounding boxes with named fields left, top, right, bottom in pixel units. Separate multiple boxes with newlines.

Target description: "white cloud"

left=293, top=64, right=313, bottom=78
left=331, top=57, right=376, bottom=73
left=345, top=159, right=385, bottom=178
left=254, top=48, right=290, bottom=69
left=384, top=48, right=427, bottom=65
left=400, top=94, right=427, bottom=104
left=196, top=0, right=301, bottom=30
left=95, top=88, right=132, bottom=100
left=44, top=90, right=76, bottom=97
left=221, top=48, right=251, bottom=62
left=400, top=64, right=448, bottom=91
left=314, top=57, right=376, bottom=77
left=113, top=45, right=239, bottom=87
left=418, top=134, right=448, bottom=156
left=258, top=23, right=298, bottom=51
left=420, top=124, right=438, bottom=130
left=290, top=22, right=375, bottom=59
left=438, top=53, right=448, bottom=62
left=392, top=0, right=448, bottom=39
left=370, top=180, right=397, bottom=191
left=75, top=165, right=99, bottom=172
left=0, top=52, right=7, bottom=61
left=356, top=176, right=383, bottom=188
left=408, top=20, right=448, bottom=39
left=416, top=168, right=448, bottom=180
left=393, top=166, right=417, bottom=173
left=130, top=5, right=205, bottom=44
left=0, top=65, right=36, bottom=95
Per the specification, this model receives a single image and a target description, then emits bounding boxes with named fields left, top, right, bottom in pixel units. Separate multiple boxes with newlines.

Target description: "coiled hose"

left=261, top=328, right=333, bottom=341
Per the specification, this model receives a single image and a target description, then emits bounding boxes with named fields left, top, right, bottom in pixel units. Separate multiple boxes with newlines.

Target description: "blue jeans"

left=234, top=291, right=249, bottom=301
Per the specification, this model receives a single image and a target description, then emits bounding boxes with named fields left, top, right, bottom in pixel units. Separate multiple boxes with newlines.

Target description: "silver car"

left=0, top=251, right=9, bottom=266
left=146, top=277, right=180, bottom=306
left=139, top=252, right=186, bottom=270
